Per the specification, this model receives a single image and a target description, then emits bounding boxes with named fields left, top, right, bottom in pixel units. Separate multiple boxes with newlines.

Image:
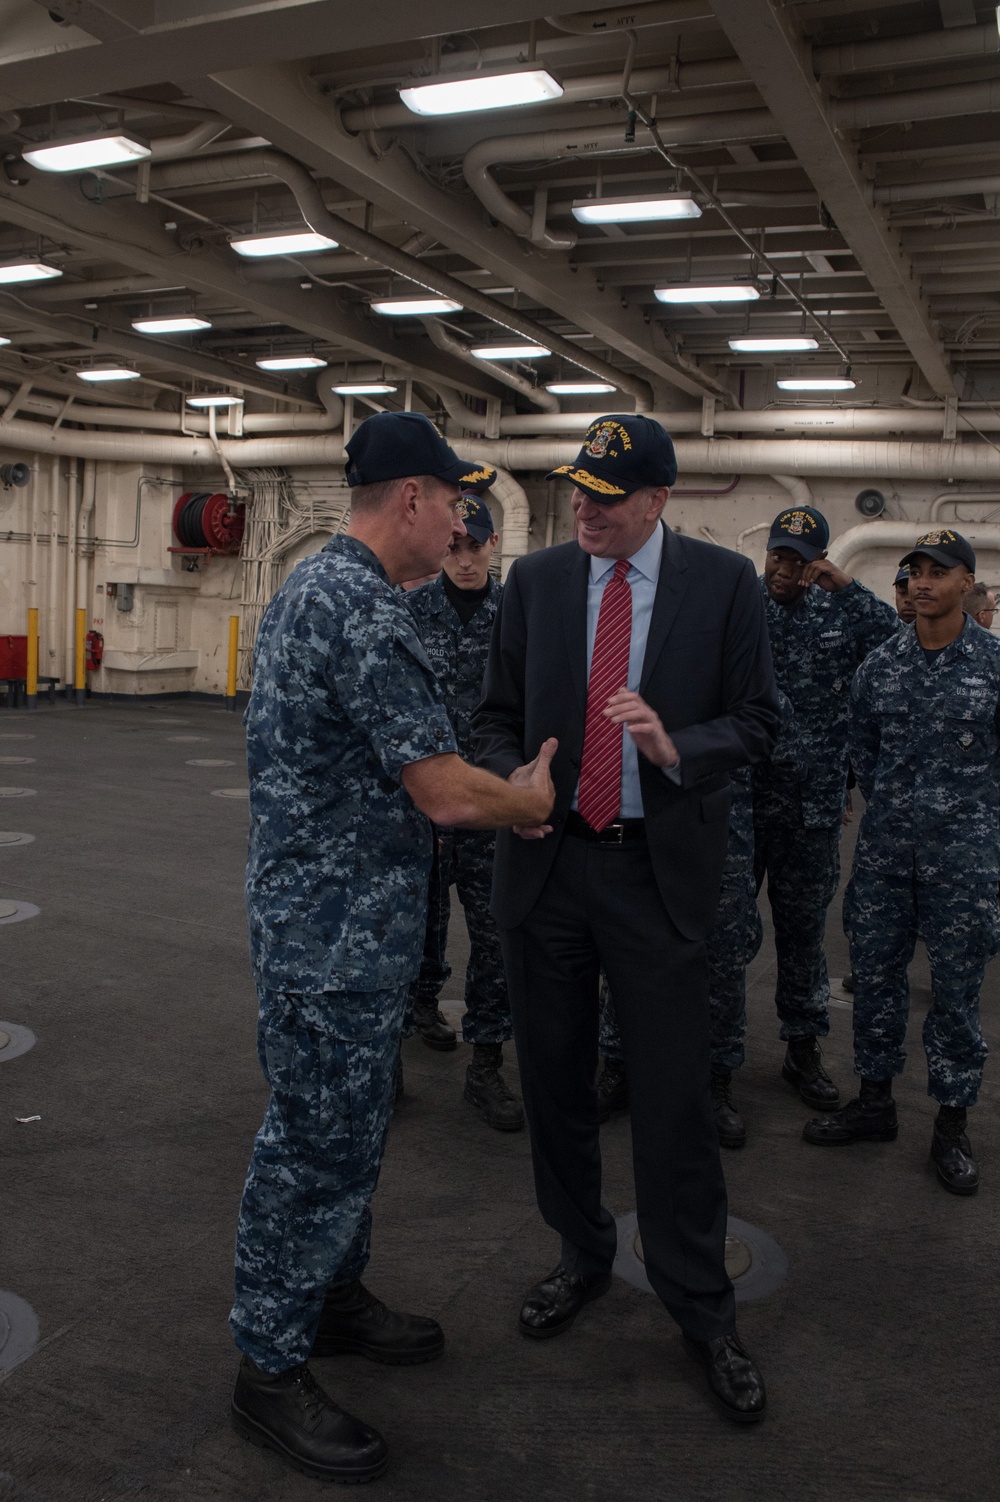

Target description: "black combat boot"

left=311, top=1281, right=445, bottom=1363
left=710, top=1071, right=747, bottom=1149
left=841, top=973, right=855, bottom=994
left=803, top=1076, right=898, bottom=1145
left=464, top=1043, right=525, bottom=1131
left=597, top=1058, right=630, bottom=1123
left=231, top=1356, right=388, bottom=1483
left=931, top=1105, right=980, bottom=1196
left=411, top=997, right=457, bottom=1052
left=782, top=1035, right=841, bottom=1109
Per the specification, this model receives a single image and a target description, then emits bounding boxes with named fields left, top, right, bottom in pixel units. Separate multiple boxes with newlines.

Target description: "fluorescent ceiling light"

left=77, top=367, right=141, bottom=382
left=400, top=67, right=562, bottom=117
left=22, top=132, right=150, bottom=173
left=572, top=195, right=702, bottom=225
left=777, top=377, right=856, bottom=391
left=333, top=382, right=398, bottom=395
left=230, top=230, right=339, bottom=258
left=655, top=284, right=760, bottom=304
left=0, top=260, right=62, bottom=284
left=471, top=343, right=551, bottom=360
left=256, top=355, right=329, bottom=371
left=370, top=296, right=463, bottom=316
left=131, top=315, right=212, bottom=334
left=186, top=394, right=242, bottom=407
left=0, top=337, right=10, bottom=347
left=729, top=337, right=819, bottom=352
left=545, top=381, right=616, bottom=394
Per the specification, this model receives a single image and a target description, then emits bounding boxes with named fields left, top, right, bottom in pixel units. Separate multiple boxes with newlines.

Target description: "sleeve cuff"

left=661, top=758, right=682, bottom=786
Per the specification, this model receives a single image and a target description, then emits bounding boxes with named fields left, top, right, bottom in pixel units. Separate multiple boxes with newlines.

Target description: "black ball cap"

left=900, top=528, right=976, bottom=573
left=546, top=414, right=678, bottom=502
left=457, top=495, right=496, bottom=543
left=345, top=410, right=494, bottom=490
left=765, top=505, right=830, bottom=562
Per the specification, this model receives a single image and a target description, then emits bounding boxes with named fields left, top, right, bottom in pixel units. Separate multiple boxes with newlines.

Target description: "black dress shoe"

left=231, top=1356, right=388, bottom=1482
left=782, top=1036, right=841, bottom=1109
left=311, top=1281, right=444, bottom=1364
left=710, top=1071, right=747, bottom=1149
left=597, top=1058, right=630, bottom=1123
left=519, top=1266, right=612, bottom=1340
left=412, top=999, right=457, bottom=1052
left=931, top=1110, right=980, bottom=1196
left=683, top=1332, right=767, bottom=1424
left=803, top=1087, right=898, bottom=1145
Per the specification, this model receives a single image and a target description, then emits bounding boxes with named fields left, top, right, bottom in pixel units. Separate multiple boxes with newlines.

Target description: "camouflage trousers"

left=406, top=827, right=512, bottom=1045
left=753, top=784, right=838, bottom=1040
left=845, top=869, right=998, bottom=1107
left=230, top=983, right=407, bottom=1373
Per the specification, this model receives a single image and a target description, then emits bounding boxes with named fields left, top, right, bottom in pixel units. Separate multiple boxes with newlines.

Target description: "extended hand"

left=801, top=557, right=852, bottom=593
left=509, top=736, right=558, bottom=839
left=602, top=690, right=679, bottom=768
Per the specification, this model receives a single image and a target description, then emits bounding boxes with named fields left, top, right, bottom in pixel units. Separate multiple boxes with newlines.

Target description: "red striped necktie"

left=577, top=558, right=632, bottom=833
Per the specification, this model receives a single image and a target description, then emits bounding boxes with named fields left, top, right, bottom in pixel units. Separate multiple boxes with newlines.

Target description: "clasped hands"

left=509, top=690, right=678, bottom=841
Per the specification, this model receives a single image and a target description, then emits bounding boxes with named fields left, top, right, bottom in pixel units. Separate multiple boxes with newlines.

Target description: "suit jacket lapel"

left=640, top=524, right=689, bottom=692
left=560, top=547, right=590, bottom=711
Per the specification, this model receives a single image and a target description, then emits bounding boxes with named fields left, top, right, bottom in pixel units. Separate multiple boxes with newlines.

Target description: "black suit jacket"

left=472, top=524, right=780, bottom=938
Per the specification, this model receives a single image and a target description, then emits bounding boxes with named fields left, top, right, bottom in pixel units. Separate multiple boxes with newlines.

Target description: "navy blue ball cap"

left=900, top=528, right=976, bottom=573
left=546, top=414, right=678, bottom=502
left=894, top=565, right=911, bottom=586
left=457, top=495, right=495, bottom=544
left=345, top=410, right=492, bottom=490
left=766, top=505, right=830, bottom=562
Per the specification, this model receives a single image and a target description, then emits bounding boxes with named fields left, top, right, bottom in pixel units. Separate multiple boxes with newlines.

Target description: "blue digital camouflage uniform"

left=231, top=534, right=458, bottom=1374
left=846, top=616, right=1000, bottom=1106
left=753, top=577, right=897, bottom=1040
left=404, top=575, right=512, bottom=1045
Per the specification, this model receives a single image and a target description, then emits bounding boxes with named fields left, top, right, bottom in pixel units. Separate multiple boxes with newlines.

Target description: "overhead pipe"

left=873, top=174, right=1000, bottom=205
left=929, top=492, right=1000, bottom=520
left=64, top=457, right=80, bottom=689
left=830, top=79, right=1000, bottom=133
left=828, top=521, right=1000, bottom=574
left=149, top=151, right=653, bottom=407
left=450, top=452, right=532, bottom=579
left=812, top=21, right=1000, bottom=76
left=772, top=474, right=812, bottom=505
left=492, top=407, right=1000, bottom=437
left=421, top=319, right=561, bottom=414
left=546, top=4, right=712, bottom=33
left=0, top=384, right=340, bottom=433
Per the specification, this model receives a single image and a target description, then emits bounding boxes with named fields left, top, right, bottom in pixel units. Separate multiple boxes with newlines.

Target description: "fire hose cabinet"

left=170, top=491, right=246, bottom=557
left=0, top=636, right=27, bottom=679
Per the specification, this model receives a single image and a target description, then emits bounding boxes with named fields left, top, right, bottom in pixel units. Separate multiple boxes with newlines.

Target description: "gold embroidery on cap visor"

left=458, top=465, right=495, bottom=487
left=549, top=464, right=629, bottom=497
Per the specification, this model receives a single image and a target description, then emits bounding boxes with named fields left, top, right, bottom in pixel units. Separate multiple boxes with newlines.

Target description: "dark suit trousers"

left=499, top=831, right=736, bottom=1343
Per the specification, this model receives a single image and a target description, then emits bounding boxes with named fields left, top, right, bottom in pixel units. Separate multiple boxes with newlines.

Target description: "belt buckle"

left=607, top=821, right=626, bottom=844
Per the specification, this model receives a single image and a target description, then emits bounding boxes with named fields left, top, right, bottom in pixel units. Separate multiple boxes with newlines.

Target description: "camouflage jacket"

left=755, top=577, right=897, bottom=827
left=404, top=575, right=501, bottom=761
left=245, top=535, right=458, bottom=996
left=850, top=616, right=1000, bottom=881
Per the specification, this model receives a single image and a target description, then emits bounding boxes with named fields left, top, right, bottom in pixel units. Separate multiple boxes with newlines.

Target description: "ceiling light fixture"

left=0, top=337, right=10, bottom=347
left=22, top=132, right=150, bottom=173
left=471, top=343, right=551, bottom=361
left=76, top=367, right=141, bottom=382
left=0, top=260, right=63, bottom=284
left=370, top=296, right=463, bottom=316
left=572, top=195, right=702, bottom=225
left=777, top=377, right=856, bottom=391
left=185, top=394, right=242, bottom=407
left=131, top=316, right=212, bottom=334
left=728, top=337, right=819, bottom=352
left=400, top=66, right=563, bottom=117
left=333, top=382, right=398, bottom=395
left=229, top=230, right=339, bottom=258
left=545, top=381, right=616, bottom=394
left=655, top=284, right=760, bottom=304
left=255, top=355, right=329, bottom=370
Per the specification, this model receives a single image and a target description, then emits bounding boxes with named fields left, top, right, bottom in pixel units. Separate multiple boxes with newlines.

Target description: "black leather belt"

left=564, top=809, right=646, bottom=844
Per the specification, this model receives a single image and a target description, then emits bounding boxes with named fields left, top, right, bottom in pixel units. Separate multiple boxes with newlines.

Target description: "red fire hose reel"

left=170, top=491, right=246, bottom=555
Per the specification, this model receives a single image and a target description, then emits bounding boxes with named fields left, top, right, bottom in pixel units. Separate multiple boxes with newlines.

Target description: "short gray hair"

left=966, top=582, right=993, bottom=616
left=349, top=473, right=446, bottom=516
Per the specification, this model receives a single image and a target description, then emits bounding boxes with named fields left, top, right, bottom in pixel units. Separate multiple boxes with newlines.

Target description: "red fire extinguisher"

left=85, top=630, right=104, bottom=672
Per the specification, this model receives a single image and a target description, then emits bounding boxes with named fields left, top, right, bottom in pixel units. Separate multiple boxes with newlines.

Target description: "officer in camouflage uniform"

left=805, top=529, right=1000, bottom=1196
left=754, top=505, right=897, bottom=1110
left=405, top=493, right=523, bottom=1132
left=229, top=412, right=556, bottom=1484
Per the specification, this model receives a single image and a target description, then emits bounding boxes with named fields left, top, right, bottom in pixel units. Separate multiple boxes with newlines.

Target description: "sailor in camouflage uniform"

left=229, top=412, right=556, bottom=1484
left=805, top=529, right=1000, bottom=1196
left=754, top=505, right=897, bottom=1110
left=405, top=493, right=524, bottom=1131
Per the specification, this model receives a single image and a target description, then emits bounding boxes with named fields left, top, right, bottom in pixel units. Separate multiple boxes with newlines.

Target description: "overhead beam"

left=182, top=64, right=724, bottom=401
left=709, top=0, right=955, bottom=398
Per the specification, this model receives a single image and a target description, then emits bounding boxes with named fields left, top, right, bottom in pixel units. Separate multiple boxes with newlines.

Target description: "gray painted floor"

left=0, top=699, right=997, bottom=1501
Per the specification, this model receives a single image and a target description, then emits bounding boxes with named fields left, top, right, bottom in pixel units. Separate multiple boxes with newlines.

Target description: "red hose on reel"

left=172, top=492, right=245, bottom=553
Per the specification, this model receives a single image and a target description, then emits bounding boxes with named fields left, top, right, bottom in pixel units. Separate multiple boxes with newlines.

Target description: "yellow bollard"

left=226, top=614, right=239, bottom=712
left=25, top=606, right=38, bottom=710
left=74, top=607, right=87, bottom=706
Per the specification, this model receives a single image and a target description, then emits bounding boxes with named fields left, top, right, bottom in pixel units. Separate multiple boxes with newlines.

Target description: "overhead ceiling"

left=1, top=0, right=1000, bottom=426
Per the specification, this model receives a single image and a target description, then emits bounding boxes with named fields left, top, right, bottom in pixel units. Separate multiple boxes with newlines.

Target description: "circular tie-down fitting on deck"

left=0, top=787, right=36, bottom=800
left=614, top=1211, right=788, bottom=1304
left=0, top=1290, right=40, bottom=1376
left=0, top=832, right=34, bottom=847
left=0, top=901, right=40, bottom=925
left=211, top=787, right=248, bottom=799
left=0, top=1022, right=37, bottom=1063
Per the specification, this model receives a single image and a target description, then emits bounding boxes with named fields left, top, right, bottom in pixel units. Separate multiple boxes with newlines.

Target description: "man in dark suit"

left=473, top=416, right=780, bottom=1424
